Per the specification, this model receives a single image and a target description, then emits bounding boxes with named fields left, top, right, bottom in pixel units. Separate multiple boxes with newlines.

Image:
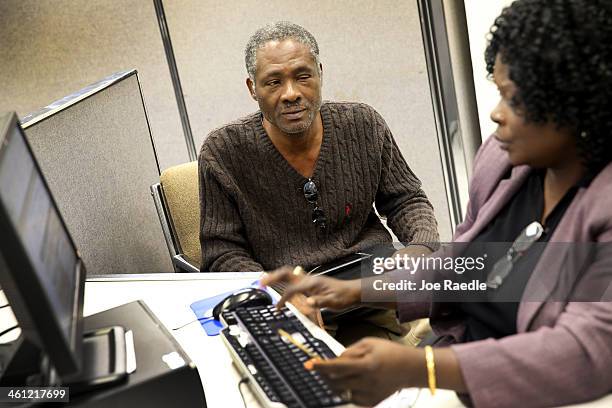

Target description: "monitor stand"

left=0, top=326, right=134, bottom=393
left=64, top=326, right=135, bottom=394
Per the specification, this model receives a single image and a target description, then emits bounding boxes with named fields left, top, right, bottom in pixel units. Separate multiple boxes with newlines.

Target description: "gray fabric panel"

left=24, top=75, right=173, bottom=275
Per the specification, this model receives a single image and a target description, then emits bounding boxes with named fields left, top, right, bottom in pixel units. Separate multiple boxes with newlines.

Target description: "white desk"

left=83, top=273, right=612, bottom=408
left=84, top=273, right=271, bottom=408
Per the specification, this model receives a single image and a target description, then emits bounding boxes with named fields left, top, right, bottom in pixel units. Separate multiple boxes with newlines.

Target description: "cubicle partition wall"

left=21, top=71, right=172, bottom=275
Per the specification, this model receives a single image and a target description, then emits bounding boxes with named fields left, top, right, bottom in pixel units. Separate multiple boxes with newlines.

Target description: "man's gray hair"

left=245, top=21, right=320, bottom=84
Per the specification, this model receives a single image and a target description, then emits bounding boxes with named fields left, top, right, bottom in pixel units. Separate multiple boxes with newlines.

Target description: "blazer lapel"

left=517, top=188, right=588, bottom=332
left=456, top=165, right=531, bottom=242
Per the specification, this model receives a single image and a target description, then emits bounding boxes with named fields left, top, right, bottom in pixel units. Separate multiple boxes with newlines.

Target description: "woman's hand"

left=260, top=266, right=362, bottom=311
left=310, top=341, right=467, bottom=405
left=309, top=338, right=424, bottom=406
left=285, top=292, right=325, bottom=328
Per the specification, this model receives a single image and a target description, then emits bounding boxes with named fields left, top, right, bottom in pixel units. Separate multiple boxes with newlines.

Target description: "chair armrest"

left=172, top=254, right=200, bottom=273
left=150, top=183, right=178, bottom=259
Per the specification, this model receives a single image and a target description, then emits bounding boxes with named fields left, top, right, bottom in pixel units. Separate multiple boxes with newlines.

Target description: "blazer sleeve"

left=394, top=136, right=501, bottom=322
left=450, top=231, right=612, bottom=408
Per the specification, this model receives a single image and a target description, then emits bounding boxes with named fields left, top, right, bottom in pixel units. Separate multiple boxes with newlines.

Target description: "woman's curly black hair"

left=485, top=0, right=612, bottom=170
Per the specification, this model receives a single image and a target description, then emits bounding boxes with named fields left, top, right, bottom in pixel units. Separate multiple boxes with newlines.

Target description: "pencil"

left=277, top=328, right=322, bottom=360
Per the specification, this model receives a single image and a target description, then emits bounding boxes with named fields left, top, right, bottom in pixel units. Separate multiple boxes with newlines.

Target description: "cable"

left=0, top=289, right=7, bottom=309
left=237, top=377, right=250, bottom=408
left=171, top=317, right=212, bottom=331
left=171, top=319, right=199, bottom=331
left=408, top=389, right=422, bottom=408
left=0, top=325, right=19, bottom=338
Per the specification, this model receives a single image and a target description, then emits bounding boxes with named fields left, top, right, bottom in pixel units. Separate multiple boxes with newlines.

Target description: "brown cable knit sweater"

left=199, top=102, right=439, bottom=272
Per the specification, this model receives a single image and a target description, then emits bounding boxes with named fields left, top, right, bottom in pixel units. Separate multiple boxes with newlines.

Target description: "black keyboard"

left=220, top=305, right=349, bottom=408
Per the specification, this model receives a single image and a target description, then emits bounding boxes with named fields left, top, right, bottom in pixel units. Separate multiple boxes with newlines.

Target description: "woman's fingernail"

left=304, top=357, right=324, bottom=370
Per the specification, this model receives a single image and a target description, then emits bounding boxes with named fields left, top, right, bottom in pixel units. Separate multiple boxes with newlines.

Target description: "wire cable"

left=408, top=389, right=422, bottom=408
left=0, top=325, right=19, bottom=338
left=237, top=377, right=250, bottom=408
left=0, top=289, right=7, bottom=309
left=171, top=317, right=213, bottom=331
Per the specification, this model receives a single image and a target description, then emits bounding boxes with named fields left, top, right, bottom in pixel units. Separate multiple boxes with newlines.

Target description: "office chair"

left=151, top=161, right=200, bottom=273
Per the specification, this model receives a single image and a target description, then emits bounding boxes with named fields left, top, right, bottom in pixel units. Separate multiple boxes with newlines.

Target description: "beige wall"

left=0, top=0, right=453, bottom=240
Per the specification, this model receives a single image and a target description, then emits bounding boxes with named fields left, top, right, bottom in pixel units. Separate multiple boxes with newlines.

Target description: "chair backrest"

left=158, top=161, right=200, bottom=267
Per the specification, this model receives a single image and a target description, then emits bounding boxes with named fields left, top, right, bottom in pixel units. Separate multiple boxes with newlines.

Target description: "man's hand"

left=309, top=338, right=424, bottom=406
left=260, top=266, right=362, bottom=311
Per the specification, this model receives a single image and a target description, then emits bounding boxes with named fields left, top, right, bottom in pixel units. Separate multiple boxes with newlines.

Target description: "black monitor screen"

left=0, top=112, right=83, bottom=377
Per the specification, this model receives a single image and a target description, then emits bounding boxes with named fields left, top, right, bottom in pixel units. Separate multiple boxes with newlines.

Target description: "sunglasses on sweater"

left=486, top=221, right=544, bottom=289
left=303, top=179, right=327, bottom=230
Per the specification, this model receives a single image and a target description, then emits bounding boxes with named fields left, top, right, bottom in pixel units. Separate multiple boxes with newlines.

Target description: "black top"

left=460, top=169, right=590, bottom=341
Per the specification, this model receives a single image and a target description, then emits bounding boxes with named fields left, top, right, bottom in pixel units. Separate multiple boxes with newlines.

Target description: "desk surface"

left=84, top=273, right=462, bottom=408
left=84, top=273, right=612, bottom=408
left=85, top=273, right=272, bottom=408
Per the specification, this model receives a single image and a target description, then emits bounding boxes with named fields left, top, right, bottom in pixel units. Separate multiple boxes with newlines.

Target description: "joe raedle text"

left=372, top=279, right=487, bottom=292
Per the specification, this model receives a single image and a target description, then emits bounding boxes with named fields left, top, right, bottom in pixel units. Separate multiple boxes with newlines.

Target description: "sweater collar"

left=254, top=102, right=333, bottom=184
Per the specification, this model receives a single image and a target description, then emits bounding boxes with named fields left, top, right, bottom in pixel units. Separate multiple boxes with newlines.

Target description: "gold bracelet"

left=425, top=345, right=437, bottom=396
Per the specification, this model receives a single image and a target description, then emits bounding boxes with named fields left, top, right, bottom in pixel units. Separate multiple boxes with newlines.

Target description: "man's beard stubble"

left=272, top=96, right=322, bottom=136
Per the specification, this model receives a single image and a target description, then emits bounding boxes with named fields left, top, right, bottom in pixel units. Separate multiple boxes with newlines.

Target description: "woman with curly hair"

left=263, top=0, right=612, bottom=406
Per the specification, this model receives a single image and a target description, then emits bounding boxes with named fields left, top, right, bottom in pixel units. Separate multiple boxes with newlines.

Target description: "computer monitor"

left=0, top=112, right=85, bottom=378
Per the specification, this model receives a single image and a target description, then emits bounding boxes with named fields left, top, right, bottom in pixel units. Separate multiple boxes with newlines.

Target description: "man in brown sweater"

left=199, top=21, right=439, bottom=274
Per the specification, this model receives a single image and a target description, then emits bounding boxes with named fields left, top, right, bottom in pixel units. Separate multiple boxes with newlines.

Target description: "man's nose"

left=281, top=80, right=300, bottom=103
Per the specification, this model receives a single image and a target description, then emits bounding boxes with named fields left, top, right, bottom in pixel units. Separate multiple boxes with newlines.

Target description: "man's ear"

left=319, top=63, right=323, bottom=87
left=246, top=78, right=257, bottom=101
